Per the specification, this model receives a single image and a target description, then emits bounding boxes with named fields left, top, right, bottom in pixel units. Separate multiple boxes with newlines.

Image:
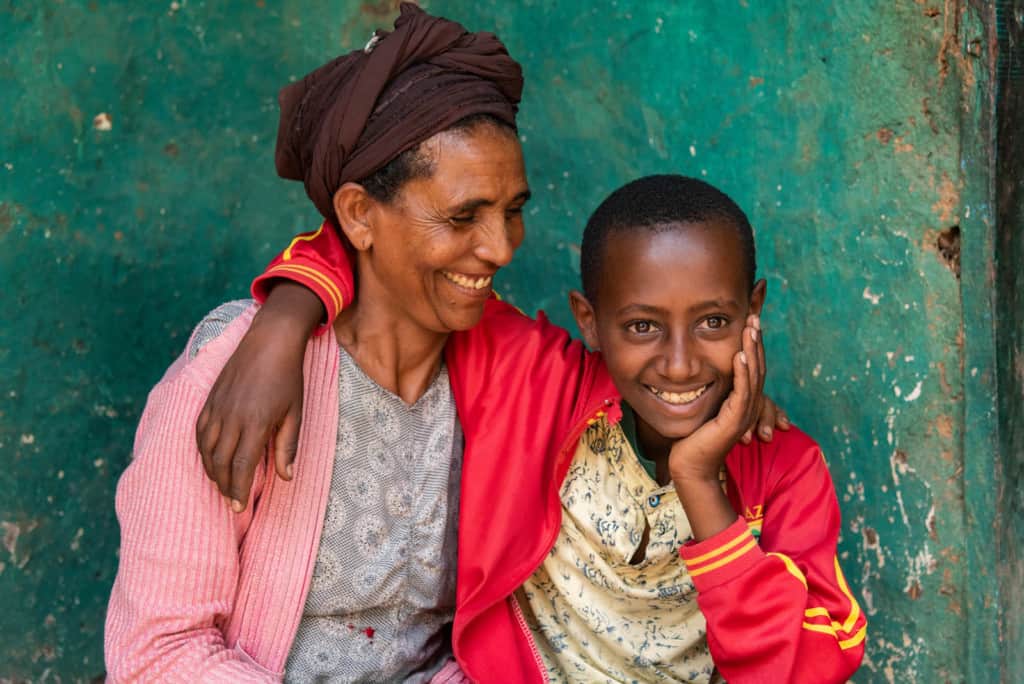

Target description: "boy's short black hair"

left=580, top=174, right=757, bottom=303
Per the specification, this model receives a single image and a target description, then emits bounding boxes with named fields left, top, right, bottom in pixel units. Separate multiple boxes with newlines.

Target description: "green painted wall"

left=996, top=1, right=1024, bottom=683
left=0, top=1, right=1009, bottom=680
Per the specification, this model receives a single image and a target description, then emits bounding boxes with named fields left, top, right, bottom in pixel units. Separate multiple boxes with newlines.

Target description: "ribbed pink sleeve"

left=104, top=356, right=278, bottom=682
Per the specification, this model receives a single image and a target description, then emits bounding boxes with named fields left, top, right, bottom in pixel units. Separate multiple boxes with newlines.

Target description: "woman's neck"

left=332, top=277, right=448, bottom=406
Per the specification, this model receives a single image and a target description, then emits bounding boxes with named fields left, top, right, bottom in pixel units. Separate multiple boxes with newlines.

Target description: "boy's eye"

left=626, top=320, right=658, bottom=335
left=703, top=316, right=729, bottom=330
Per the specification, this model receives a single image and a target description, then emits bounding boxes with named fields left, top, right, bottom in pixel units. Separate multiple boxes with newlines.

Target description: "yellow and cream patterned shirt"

left=516, top=415, right=715, bottom=683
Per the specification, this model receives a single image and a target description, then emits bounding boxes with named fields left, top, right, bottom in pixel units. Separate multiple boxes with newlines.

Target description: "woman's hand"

left=669, top=315, right=764, bottom=540
left=195, top=282, right=324, bottom=512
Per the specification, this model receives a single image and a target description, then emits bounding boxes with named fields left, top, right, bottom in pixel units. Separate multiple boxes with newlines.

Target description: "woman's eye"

left=450, top=215, right=475, bottom=226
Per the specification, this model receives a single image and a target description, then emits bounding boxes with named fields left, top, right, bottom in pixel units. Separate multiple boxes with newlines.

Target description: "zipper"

left=510, top=591, right=549, bottom=683
left=500, top=397, right=617, bottom=683
left=455, top=395, right=618, bottom=683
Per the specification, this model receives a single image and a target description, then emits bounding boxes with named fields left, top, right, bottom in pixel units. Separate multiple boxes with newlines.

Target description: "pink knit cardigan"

left=105, top=305, right=340, bottom=681
left=105, top=305, right=470, bottom=683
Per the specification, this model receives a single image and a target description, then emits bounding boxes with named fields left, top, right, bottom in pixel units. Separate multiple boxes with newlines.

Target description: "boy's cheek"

left=714, top=335, right=744, bottom=373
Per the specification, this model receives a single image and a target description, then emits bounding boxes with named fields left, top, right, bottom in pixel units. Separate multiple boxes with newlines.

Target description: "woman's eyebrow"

left=447, top=189, right=532, bottom=214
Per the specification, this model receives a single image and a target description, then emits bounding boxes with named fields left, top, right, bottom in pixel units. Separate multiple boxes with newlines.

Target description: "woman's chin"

left=430, top=303, right=488, bottom=334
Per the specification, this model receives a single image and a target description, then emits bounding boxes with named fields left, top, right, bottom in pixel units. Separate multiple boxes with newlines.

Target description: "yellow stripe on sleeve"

left=801, top=622, right=836, bottom=637
left=688, top=538, right=758, bottom=577
left=266, top=263, right=343, bottom=317
left=834, top=557, right=863, bottom=634
left=801, top=620, right=867, bottom=650
left=839, top=624, right=868, bottom=650
left=685, top=529, right=754, bottom=566
left=283, top=224, right=324, bottom=261
left=766, top=552, right=808, bottom=589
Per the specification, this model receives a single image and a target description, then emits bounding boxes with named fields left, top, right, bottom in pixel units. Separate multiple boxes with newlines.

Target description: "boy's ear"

left=332, top=182, right=376, bottom=251
left=569, top=290, right=601, bottom=351
left=750, top=278, right=767, bottom=316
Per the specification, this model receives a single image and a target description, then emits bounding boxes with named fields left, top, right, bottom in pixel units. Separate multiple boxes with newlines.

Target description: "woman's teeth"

left=444, top=271, right=492, bottom=290
left=647, top=384, right=708, bottom=405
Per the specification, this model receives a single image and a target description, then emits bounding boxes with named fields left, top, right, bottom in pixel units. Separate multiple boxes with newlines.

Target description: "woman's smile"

left=442, top=269, right=495, bottom=297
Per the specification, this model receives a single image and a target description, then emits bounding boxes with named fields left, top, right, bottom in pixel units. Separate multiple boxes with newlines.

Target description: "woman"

left=104, top=5, right=528, bottom=681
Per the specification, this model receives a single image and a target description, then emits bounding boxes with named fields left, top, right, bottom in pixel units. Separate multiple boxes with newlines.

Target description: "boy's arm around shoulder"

left=251, top=221, right=354, bottom=329
left=106, top=309, right=279, bottom=682
left=678, top=427, right=866, bottom=684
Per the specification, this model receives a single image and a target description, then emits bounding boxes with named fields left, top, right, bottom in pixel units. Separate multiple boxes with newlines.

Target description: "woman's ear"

left=750, top=278, right=767, bottom=316
left=569, top=290, right=601, bottom=351
left=333, top=183, right=376, bottom=251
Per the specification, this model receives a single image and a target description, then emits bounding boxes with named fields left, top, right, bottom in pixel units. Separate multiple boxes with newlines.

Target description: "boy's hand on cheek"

left=669, top=315, right=764, bottom=541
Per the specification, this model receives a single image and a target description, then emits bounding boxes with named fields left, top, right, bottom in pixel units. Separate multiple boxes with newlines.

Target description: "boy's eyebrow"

left=691, top=298, right=743, bottom=311
left=616, top=303, right=669, bottom=317
left=616, top=299, right=743, bottom=317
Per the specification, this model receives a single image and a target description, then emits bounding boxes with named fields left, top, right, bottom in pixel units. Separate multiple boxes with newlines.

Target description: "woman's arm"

left=106, top=358, right=276, bottom=681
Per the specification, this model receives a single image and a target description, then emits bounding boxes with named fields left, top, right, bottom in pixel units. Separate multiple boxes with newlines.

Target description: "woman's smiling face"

left=574, top=221, right=765, bottom=447
left=355, top=123, right=530, bottom=334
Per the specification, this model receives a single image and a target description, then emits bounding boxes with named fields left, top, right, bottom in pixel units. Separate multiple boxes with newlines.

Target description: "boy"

left=199, top=175, right=865, bottom=682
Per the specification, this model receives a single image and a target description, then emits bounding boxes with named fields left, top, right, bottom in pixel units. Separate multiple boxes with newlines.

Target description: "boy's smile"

left=572, top=220, right=765, bottom=460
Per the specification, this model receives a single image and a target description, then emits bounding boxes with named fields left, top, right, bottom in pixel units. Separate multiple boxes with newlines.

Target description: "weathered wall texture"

left=996, top=1, right=1024, bottom=682
left=0, top=1, right=1006, bottom=681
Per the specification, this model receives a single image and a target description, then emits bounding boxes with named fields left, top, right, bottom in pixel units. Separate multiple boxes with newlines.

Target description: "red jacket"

left=252, top=223, right=866, bottom=683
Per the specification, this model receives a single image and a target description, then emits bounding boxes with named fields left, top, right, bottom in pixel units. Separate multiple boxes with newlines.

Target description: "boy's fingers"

left=756, top=318, right=767, bottom=392
left=273, top=408, right=302, bottom=481
left=230, top=423, right=272, bottom=511
left=197, top=414, right=221, bottom=482
left=741, top=429, right=753, bottom=444
left=228, top=443, right=263, bottom=514
left=743, top=325, right=763, bottom=432
left=756, top=397, right=775, bottom=442
left=730, top=346, right=751, bottom=424
left=743, top=325, right=759, bottom=401
left=777, top=407, right=791, bottom=430
left=210, top=424, right=241, bottom=500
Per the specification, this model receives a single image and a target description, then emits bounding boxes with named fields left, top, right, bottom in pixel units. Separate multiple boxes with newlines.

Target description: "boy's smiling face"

left=571, top=220, right=766, bottom=451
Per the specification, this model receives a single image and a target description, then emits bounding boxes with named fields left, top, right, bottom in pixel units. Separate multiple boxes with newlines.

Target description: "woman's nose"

left=474, top=215, right=521, bottom=267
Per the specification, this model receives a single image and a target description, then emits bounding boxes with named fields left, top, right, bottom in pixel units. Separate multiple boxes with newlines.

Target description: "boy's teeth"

left=647, top=384, right=708, bottom=405
left=444, top=271, right=492, bottom=290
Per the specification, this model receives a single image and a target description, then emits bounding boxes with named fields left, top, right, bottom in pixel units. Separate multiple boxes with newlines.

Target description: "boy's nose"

left=660, top=336, right=700, bottom=382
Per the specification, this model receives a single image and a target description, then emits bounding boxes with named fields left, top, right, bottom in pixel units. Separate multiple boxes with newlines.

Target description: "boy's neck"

left=332, top=274, right=448, bottom=406
left=618, top=401, right=675, bottom=485
left=631, top=408, right=677, bottom=486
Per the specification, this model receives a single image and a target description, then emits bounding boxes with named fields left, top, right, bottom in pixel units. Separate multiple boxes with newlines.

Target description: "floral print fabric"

left=285, top=345, right=463, bottom=683
left=517, top=417, right=715, bottom=683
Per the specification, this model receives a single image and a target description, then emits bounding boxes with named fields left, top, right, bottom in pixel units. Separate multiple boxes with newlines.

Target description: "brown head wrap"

left=275, top=2, right=524, bottom=222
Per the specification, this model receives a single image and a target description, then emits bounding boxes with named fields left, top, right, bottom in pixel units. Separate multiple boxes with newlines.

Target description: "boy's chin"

left=634, top=394, right=730, bottom=444
left=640, top=414, right=704, bottom=443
